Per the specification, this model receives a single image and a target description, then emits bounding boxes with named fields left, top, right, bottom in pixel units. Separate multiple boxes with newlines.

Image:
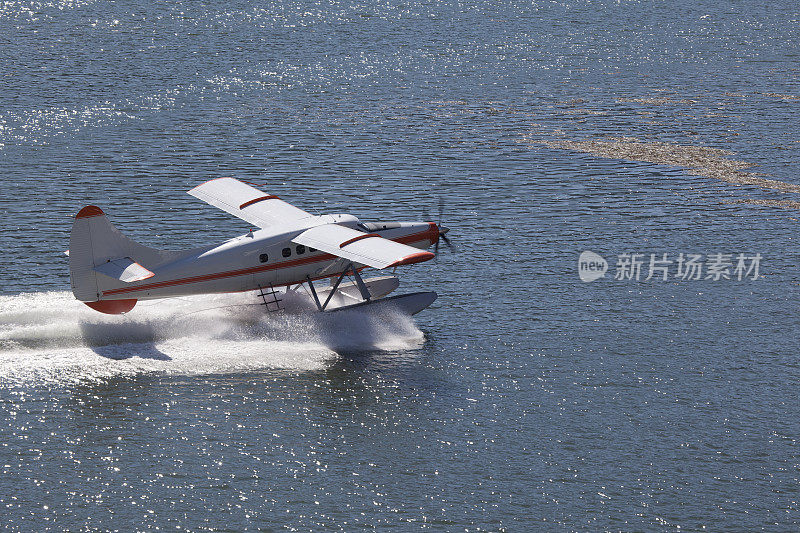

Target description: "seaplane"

left=68, top=177, right=451, bottom=315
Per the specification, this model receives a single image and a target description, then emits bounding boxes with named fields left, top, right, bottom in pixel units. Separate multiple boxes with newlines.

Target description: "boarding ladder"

left=257, top=284, right=283, bottom=312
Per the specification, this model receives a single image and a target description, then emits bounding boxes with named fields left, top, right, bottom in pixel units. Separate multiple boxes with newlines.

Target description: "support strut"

left=306, top=276, right=323, bottom=311
left=308, top=263, right=372, bottom=312
left=350, top=264, right=371, bottom=302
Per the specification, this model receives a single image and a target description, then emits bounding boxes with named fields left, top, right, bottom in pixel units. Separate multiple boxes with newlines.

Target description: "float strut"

left=306, top=276, right=323, bottom=311
left=350, top=264, right=371, bottom=301
left=321, top=266, right=349, bottom=311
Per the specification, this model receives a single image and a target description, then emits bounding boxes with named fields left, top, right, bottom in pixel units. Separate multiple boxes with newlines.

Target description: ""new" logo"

left=578, top=251, right=607, bottom=282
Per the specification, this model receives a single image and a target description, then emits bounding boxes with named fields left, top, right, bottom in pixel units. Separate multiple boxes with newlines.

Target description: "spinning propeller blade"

left=432, top=196, right=456, bottom=254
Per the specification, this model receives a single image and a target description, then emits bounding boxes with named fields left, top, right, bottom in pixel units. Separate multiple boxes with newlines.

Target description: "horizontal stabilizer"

left=93, top=257, right=155, bottom=283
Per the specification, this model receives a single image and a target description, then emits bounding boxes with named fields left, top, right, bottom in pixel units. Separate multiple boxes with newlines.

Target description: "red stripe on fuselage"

left=102, top=225, right=438, bottom=297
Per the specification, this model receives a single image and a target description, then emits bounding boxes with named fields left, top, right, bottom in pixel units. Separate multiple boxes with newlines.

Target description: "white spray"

left=0, top=291, right=424, bottom=386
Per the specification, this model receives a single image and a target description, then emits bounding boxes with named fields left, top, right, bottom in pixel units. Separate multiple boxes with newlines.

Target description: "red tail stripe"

left=76, top=205, right=105, bottom=219
left=85, top=299, right=137, bottom=314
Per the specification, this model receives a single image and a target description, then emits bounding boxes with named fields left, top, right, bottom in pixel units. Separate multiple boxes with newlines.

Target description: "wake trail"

left=0, top=291, right=424, bottom=386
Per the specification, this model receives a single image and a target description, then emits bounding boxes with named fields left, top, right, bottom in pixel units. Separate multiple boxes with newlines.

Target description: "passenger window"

left=296, top=245, right=305, bottom=255
left=282, top=247, right=291, bottom=258
left=259, top=253, right=269, bottom=263
left=309, top=247, right=316, bottom=253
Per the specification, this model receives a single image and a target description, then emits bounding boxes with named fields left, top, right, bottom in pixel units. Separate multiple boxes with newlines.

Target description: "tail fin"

left=69, top=206, right=174, bottom=313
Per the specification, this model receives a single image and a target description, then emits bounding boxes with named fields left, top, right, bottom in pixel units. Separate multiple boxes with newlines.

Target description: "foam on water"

left=0, top=291, right=424, bottom=386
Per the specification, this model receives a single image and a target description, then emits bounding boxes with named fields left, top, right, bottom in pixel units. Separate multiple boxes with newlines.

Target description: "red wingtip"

left=76, top=205, right=104, bottom=219
left=84, top=299, right=137, bottom=314
left=386, top=251, right=435, bottom=268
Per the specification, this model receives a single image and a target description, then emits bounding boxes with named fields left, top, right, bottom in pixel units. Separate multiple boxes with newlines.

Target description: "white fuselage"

left=100, top=221, right=438, bottom=301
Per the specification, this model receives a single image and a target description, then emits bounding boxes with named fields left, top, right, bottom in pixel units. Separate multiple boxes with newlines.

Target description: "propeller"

left=437, top=228, right=453, bottom=253
left=427, top=197, right=455, bottom=254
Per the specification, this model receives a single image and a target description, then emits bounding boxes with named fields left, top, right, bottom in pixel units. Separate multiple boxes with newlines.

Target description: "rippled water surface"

left=2, top=0, right=800, bottom=530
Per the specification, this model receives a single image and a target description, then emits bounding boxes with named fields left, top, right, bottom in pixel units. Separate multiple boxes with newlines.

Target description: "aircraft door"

left=252, top=249, right=278, bottom=288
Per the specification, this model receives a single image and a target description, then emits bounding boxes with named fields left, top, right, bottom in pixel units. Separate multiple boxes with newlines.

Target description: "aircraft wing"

left=292, top=224, right=434, bottom=270
left=188, top=177, right=316, bottom=229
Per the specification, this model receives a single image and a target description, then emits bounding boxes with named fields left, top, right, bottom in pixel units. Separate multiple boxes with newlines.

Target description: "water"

left=1, top=0, right=799, bottom=530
